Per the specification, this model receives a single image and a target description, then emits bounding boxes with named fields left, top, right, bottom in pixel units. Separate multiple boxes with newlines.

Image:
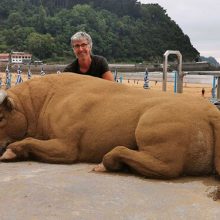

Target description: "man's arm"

left=102, top=71, right=114, bottom=81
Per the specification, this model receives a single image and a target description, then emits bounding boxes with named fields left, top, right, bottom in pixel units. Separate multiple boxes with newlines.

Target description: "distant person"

left=63, top=31, right=114, bottom=81
left=202, top=88, right=205, bottom=97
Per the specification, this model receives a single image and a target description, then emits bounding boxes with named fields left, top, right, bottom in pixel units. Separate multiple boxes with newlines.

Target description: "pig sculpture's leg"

left=94, top=111, right=187, bottom=179
left=94, top=145, right=184, bottom=179
left=0, top=138, right=78, bottom=163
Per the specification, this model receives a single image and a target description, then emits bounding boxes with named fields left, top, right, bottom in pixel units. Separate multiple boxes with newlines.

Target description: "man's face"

left=72, top=39, right=91, bottom=59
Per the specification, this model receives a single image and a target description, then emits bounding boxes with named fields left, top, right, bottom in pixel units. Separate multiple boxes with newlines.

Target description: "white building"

left=11, top=52, right=32, bottom=64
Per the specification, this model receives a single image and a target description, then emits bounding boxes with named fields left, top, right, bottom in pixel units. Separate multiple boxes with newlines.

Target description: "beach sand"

left=0, top=72, right=39, bottom=90
left=123, top=79, right=212, bottom=99
left=0, top=72, right=213, bottom=99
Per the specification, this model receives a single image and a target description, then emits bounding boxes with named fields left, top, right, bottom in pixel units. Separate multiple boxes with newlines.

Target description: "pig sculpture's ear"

left=0, top=90, right=15, bottom=111
left=0, top=90, right=7, bottom=104
left=5, top=97, right=15, bottom=111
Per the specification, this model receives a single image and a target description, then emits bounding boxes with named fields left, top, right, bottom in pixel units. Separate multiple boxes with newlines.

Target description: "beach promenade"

left=0, top=162, right=220, bottom=219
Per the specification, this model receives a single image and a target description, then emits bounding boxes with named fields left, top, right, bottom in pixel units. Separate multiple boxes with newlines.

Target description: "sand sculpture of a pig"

left=0, top=73, right=220, bottom=179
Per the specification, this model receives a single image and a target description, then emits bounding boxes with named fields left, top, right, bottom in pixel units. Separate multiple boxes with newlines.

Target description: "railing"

left=162, top=50, right=220, bottom=99
left=185, top=71, right=220, bottom=99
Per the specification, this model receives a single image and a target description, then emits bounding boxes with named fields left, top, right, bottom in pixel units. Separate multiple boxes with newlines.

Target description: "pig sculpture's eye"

left=0, top=113, right=6, bottom=127
left=0, top=113, right=4, bottom=122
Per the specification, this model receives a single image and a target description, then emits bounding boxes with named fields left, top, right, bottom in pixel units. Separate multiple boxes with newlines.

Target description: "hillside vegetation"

left=0, top=0, right=199, bottom=63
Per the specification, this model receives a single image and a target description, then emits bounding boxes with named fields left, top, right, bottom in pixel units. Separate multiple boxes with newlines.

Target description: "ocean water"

left=118, top=72, right=213, bottom=84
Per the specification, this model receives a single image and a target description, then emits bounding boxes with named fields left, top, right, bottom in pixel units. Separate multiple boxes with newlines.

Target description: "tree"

left=3, top=26, right=35, bottom=51
left=27, top=32, right=55, bottom=59
left=0, top=0, right=200, bottom=62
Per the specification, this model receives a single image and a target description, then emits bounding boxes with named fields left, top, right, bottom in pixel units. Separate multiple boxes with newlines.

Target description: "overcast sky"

left=139, top=0, right=220, bottom=63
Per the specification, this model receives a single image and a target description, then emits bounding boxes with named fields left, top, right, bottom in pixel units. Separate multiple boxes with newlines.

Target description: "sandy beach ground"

left=0, top=72, right=213, bottom=99
left=123, top=79, right=212, bottom=99
left=0, top=72, right=39, bottom=89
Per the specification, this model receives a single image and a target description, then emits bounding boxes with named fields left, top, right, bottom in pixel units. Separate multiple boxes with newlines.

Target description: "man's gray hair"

left=71, top=31, right=93, bottom=50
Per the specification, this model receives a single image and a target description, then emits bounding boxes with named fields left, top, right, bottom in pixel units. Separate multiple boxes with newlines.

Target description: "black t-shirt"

left=63, top=55, right=109, bottom=78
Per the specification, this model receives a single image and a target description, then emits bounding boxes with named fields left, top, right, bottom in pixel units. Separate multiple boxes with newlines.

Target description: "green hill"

left=0, top=0, right=199, bottom=63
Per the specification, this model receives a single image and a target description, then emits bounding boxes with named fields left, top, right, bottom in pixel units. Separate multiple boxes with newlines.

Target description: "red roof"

left=0, top=53, right=10, bottom=58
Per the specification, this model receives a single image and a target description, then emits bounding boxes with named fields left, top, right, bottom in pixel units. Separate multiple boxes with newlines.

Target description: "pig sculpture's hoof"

left=0, top=149, right=16, bottom=161
left=93, top=163, right=107, bottom=172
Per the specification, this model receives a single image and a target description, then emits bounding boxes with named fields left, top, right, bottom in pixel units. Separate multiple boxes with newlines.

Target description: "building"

left=0, top=53, right=10, bottom=62
left=11, top=52, right=32, bottom=64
